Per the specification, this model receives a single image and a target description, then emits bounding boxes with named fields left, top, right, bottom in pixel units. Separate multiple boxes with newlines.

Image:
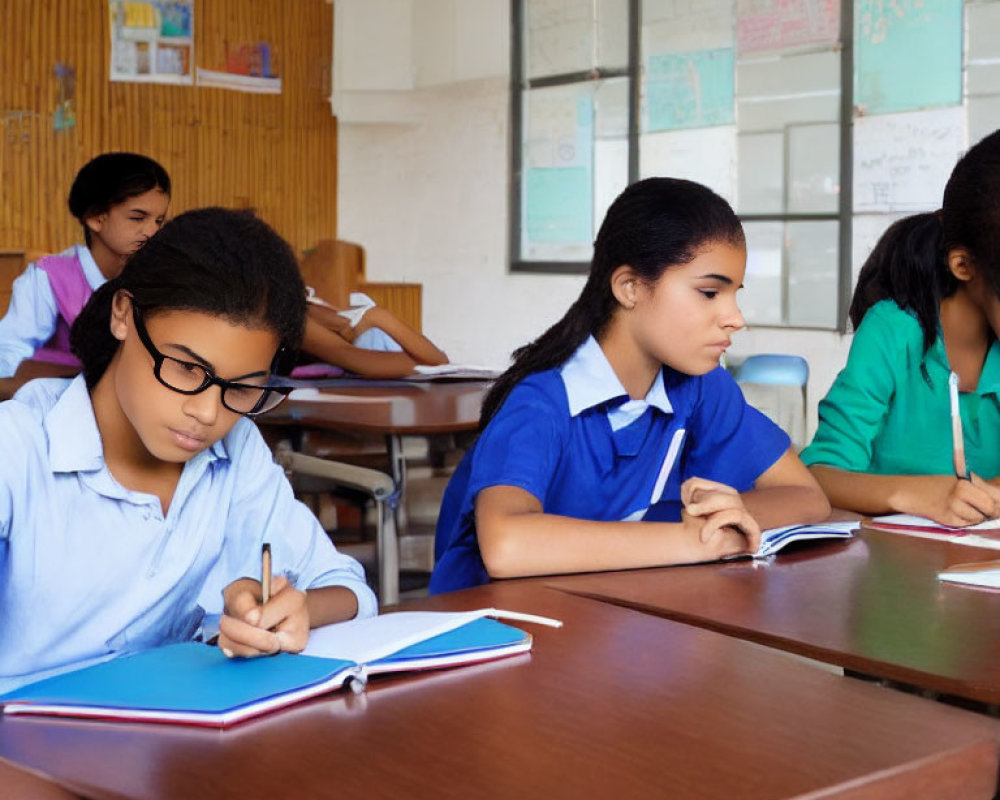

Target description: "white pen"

left=948, top=371, right=970, bottom=480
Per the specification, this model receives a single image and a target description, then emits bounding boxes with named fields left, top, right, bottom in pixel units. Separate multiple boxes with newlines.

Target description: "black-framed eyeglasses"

left=131, top=304, right=292, bottom=417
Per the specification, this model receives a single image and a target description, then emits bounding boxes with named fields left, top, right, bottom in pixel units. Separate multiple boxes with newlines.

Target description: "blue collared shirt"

left=0, top=245, right=105, bottom=378
left=429, top=336, right=790, bottom=593
left=0, top=376, right=377, bottom=693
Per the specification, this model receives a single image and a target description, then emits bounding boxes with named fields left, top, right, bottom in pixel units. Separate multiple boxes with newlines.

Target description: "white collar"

left=559, top=335, right=673, bottom=418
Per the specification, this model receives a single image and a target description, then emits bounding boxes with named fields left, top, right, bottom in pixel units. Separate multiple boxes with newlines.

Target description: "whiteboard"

left=853, top=107, right=966, bottom=213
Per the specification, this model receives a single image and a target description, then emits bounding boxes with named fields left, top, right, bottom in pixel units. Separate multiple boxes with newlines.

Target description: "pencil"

left=261, top=543, right=272, bottom=604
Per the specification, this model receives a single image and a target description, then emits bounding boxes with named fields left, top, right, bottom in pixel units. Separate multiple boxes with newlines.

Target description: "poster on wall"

left=855, top=0, right=961, bottom=114
left=109, top=1, right=194, bottom=85
left=644, top=49, right=735, bottom=132
left=522, top=91, right=595, bottom=260
left=736, top=0, right=840, bottom=54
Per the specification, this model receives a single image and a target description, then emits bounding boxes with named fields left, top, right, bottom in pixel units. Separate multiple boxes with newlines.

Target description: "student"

left=430, top=178, right=829, bottom=593
left=300, top=294, right=448, bottom=378
left=0, top=152, right=171, bottom=378
left=0, top=207, right=376, bottom=694
left=802, top=130, right=1000, bottom=526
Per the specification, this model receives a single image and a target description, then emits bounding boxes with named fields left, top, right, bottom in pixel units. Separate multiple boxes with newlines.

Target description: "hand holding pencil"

left=217, top=543, right=310, bottom=658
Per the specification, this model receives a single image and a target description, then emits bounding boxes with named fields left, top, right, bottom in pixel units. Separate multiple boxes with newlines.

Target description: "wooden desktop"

left=0, top=582, right=997, bottom=799
left=546, top=527, right=1000, bottom=706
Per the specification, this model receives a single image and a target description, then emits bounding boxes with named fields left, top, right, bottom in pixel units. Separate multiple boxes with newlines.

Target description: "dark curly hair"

left=70, top=207, right=306, bottom=388
left=68, top=152, right=171, bottom=245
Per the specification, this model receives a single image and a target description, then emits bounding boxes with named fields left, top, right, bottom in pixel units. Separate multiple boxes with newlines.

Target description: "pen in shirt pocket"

left=948, top=372, right=970, bottom=480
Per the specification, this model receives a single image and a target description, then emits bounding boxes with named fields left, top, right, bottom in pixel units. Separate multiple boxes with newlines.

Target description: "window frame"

left=509, top=0, right=855, bottom=333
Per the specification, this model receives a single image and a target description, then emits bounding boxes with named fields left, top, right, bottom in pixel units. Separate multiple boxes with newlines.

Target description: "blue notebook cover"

left=0, top=617, right=531, bottom=726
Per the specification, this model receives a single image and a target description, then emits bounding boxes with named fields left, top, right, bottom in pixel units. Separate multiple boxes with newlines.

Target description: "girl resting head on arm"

left=429, top=177, right=829, bottom=593
left=802, top=128, right=1000, bottom=526
left=0, top=208, right=375, bottom=694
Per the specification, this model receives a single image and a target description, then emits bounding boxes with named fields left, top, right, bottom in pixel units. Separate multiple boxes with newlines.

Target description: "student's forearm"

left=808, top=465, right=949, bottom=516
left=303, top=320, right=421, bottom=377
left=359, top=308, right=448, bottom=365
left=477, top=509, right=740, bottom=579
left=739, top=485, right=830, bottom=529
left=306, top=585, right=359, bottom=627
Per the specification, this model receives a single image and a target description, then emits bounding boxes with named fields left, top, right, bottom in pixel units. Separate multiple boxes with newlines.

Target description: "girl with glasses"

left=0, top=207, right=376, bottom=694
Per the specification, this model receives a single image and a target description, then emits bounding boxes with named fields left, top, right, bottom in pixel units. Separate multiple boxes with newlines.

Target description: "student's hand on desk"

left=680, top=477, right=762, bottom=554
left=218, top=576, right=310, bottom=658
left=897, top=474, right=1000, bottom=527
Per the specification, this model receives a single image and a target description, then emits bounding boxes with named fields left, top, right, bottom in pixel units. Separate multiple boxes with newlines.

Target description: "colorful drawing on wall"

left=855, top=0, right=961, bottom=114
left=645, top=48, right=735, bottom=132
left=195, top=40, right=282, bottom=94
left=737, top=0, right=840, bottom=54
left=53, top=63, right=77, bottom=132
left=109, top=1, right=194, bottom=85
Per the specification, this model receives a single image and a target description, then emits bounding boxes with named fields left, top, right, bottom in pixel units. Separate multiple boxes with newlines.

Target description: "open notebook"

left=750, top=522, right=856, bottom=558
left=0, top=609, right=559, bottom=728
left=866, top=514, right=1000, bottom=550
left=938, top=559, right=1000, bottom=590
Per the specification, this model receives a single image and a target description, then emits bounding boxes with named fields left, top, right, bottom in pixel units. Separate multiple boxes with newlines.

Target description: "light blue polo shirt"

left=0, top=245, right=105, bottom=377
left=0, top=376, right=377, bottom=694
left=429, top=336, right=790, bottom=593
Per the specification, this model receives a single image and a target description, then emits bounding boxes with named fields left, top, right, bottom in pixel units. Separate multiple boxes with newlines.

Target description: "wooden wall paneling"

left=0, top=0, right=337, bottom=259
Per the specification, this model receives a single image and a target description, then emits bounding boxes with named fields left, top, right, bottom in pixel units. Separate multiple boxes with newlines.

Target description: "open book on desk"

left=865, top=514, right=1000, bottom=550
left=0, top=609, right=560, bottom=729
left=938, top=559, right=1000, bottom=590
left=405, top=364, right=500, bottom=381
left=751, top=521, right=856, bottom=558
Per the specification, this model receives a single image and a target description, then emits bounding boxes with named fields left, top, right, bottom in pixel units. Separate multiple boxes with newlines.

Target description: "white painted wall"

left=336, top=0, right=984, bottom=437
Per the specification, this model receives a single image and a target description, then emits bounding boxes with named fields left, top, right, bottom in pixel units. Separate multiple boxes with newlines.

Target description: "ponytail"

left=480, top=177, right=744, bottom=428
left=848, top=213, right=951, bottom=352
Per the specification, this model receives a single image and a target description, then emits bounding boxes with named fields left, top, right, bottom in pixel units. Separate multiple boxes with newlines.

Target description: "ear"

left=610, top=265, right=641, bottom=310
left=109, top=291, right=132, bottom=341
left=947, top=247, right=976, bottom=283
left=85, top=213, right=106, bottom=236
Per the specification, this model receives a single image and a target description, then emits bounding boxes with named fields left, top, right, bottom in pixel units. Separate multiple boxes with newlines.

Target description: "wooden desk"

left=0, top=583, right=998, bottom=799
left=546, top=528, right=1000, bottom=705
left=259, top=381, right=488, bottom=604
left=0, top=359, right=79, bottom=401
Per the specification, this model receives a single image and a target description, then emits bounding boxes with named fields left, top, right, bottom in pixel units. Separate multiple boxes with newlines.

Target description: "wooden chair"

left=299, top=239, right=423, bottom=332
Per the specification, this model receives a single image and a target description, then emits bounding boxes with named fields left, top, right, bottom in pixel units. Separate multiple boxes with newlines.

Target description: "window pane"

left=521, top=79, right=627, bottom=261
left=741, top=221, right=784, bottom=326
left=787, top=220, right=839, bottom=328
left=526, top=0, right=628, bottom=80
left=737, top=131, right=783, bottom=214
left=787, top=123, right=839, bottom=213
left=640, top=126, right=736, bottom=204
left=642, top=0, right=736, bottom=133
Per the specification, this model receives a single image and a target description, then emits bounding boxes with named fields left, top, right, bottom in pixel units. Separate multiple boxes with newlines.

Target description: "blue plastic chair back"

left=735, top=354, right=809, bottom=387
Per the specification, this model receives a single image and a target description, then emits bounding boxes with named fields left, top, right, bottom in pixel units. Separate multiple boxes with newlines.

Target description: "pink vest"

left=32, top=253, right=94, bottom=368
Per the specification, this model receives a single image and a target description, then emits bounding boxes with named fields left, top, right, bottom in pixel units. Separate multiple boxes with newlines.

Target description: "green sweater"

left=802, top=299, right=1000, bottom=477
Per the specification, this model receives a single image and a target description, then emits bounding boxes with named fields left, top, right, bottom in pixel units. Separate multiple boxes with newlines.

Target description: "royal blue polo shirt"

left=429, top=336, right=790, bottom=593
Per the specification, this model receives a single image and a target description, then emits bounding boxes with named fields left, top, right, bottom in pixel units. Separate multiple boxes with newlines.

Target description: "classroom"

left=3, top=1, right=1000, bottom=798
